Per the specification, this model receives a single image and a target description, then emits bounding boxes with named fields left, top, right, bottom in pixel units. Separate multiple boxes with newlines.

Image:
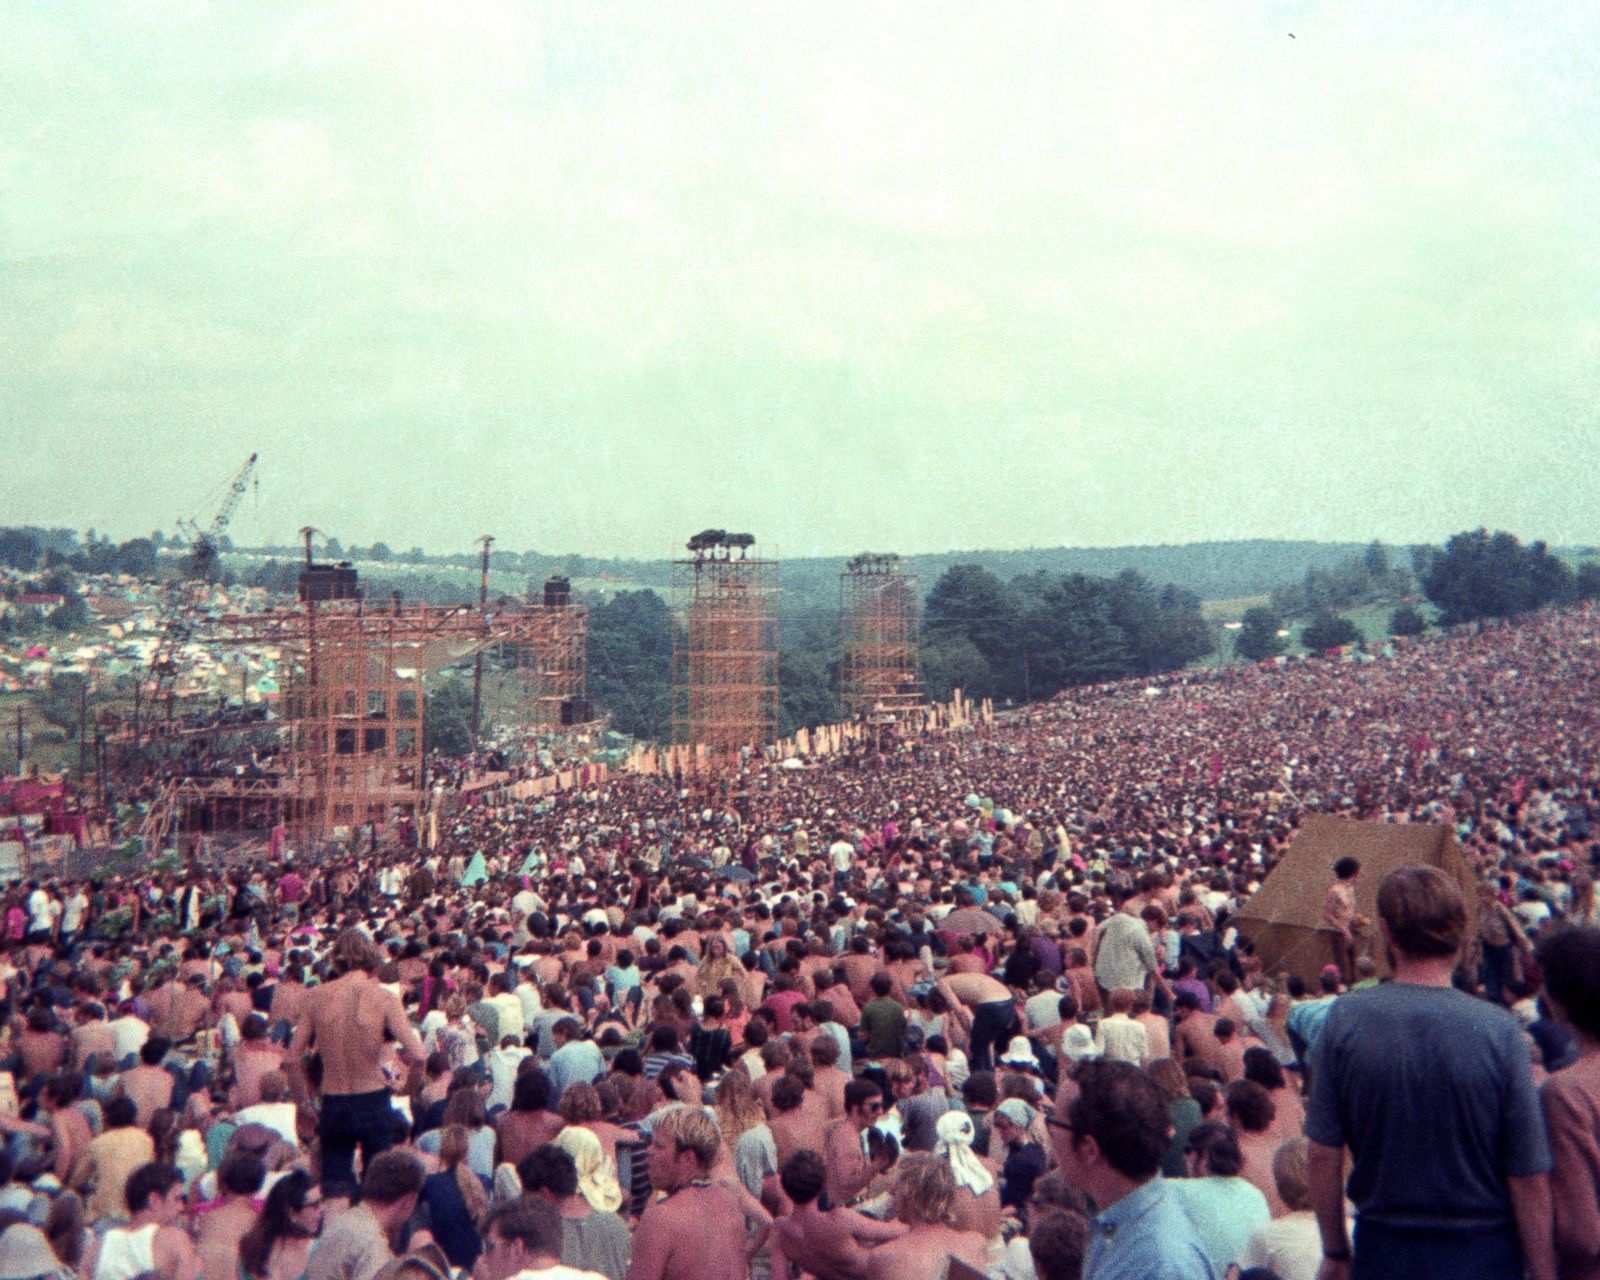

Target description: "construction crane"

left=178, top=452, right=259, bottom=581
left=140, top=452, right=260, bottom=734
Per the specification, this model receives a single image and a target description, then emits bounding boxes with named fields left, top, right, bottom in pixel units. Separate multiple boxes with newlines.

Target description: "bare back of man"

left=937, top=972, right=1011, bottom=1008
left=773, top=1203, right=905, bottom=1280
left=630, top=1182, right=750, bottom=1280
left=863, top=1223, right=988, bottom=1280
left=292, top=972, right=419, bottom=1096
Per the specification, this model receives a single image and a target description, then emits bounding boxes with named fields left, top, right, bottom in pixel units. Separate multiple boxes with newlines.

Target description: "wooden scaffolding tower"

left=839, top=553, right=923, bottom=719
left=671, top=532, right=778, bottom=753
left=514, top=578, right=591, bottom=731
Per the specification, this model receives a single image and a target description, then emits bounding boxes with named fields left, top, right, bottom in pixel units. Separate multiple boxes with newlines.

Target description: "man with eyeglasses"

left=824, top=1081, right=887, bottom=1209
left=1046, top=1060, right=1215, bottom=1280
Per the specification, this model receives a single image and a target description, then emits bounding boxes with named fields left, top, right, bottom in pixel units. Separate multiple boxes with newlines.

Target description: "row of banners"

left=618, top=690, right=995, bottom=778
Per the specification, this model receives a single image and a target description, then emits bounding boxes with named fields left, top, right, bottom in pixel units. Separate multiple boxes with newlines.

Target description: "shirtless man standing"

left=628, top=1106, right=757, bottom=1280
left=936, top=970, right=1020, bottom=1073
left=770, top=1150, right=904, bottom=1280
left=864, top=1154, right=989, bottom=1280
left=288, top=928, right=423, bottom=1188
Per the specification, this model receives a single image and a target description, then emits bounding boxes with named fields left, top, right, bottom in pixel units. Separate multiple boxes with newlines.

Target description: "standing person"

left=1534, top=924, right=1600, bottom=1280
left=1307, top=866, right=1555, bottom=1280
left=935, top=971, right=1019, bottom=1074
left=1322, top=858, right=1362, bottom=987
left=627, top=1106, right=758, bottom=1280
left=287, top=929, right=424, bottom=1188
left=828, top=831, right=855, bottom=889
left=1046, top=1059, right=1214, bottom=1280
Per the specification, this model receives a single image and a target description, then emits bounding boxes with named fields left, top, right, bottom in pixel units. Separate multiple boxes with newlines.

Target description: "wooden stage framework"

left=839, top=553, right=924, bottom=722
left=142, top=595, right=587, bottom=844
left=671, top=535, right=778, bottom=754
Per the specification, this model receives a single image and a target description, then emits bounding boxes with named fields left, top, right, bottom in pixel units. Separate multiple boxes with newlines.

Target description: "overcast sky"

left=3, top=2, right=1597, bottom=560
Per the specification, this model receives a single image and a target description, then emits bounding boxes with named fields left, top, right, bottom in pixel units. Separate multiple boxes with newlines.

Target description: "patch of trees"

left=1417, top=529, right=1588, bottom=625
left=921, top=564, right=1213, bottom=702
left=1300, top=609, right=1362, bottom=652
left=0, top=526, right=159, bottom=578
left=587, top=591, right=674, bottom=741
left=1270, top=541, right=1411, bottom=619
left=1235, top=607, right=1287, bottom=661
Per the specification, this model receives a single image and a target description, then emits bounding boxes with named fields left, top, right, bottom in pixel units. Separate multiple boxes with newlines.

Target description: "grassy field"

left=1200, top=594, right=1271, bottom=622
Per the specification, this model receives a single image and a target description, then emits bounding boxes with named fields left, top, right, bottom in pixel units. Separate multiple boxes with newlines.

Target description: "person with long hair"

left=496, top=1068, right=564, bottom=1169
left=419, top=1125, right=488, bottom=1270
left=715, top=1071, right=777, bottom=1202
left=237, top=1169, right=324, bottom=1280
left=1147, top=1058, right=1203, bottom=1178
left=696, top=937, right=744, bottom=1002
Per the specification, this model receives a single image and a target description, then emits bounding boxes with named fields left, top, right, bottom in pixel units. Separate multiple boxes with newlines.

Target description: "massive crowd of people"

left=0, top=603, right=1598, bottom=1280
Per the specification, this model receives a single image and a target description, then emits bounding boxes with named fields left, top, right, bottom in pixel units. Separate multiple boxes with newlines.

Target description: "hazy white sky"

left=3, top=2, right=1598, bottom=559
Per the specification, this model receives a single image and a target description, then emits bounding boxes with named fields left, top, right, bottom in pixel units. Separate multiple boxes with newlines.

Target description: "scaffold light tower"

left=514, top=576, right=591, bottom=731
left=672, top=530, right=779, bottom=753
left=840, top=552, right=923, bottom=719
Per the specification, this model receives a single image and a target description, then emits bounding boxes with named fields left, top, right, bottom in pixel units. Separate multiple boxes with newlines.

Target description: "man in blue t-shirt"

left=1307, top=865, right=1555, bottom=1280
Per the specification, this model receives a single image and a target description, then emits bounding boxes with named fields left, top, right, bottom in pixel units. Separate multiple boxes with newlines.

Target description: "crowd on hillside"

left=0, top=604, right=1597, bottom=1280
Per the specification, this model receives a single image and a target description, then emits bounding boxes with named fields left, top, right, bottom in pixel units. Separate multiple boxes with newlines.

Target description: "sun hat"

left=998, top=1036, right=1040, bottom=1070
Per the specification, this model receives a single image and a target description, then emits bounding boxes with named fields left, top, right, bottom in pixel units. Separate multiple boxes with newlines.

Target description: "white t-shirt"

left=1238, top=1210, right=1334, bottom=1280
left=27, top=890, right=53, bottom=932
left=233, top=1101, right=299, bottom=1148
left=829, top=840, right=854, bottom=872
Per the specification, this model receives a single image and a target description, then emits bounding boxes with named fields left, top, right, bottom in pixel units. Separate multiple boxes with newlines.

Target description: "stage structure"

left=146, top=548, right=588, bottom=845
left=513, top=577, right=592, bottom=731
left=671, top=530, right=779, bottom=754
left=839, top=553, right=924, bottom=721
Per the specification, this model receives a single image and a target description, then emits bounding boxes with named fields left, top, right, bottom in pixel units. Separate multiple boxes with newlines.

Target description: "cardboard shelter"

left=1232, top=814, right=1477, bottom=983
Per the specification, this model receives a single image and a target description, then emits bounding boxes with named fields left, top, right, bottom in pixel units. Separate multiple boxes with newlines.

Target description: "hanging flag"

left=460, top=852, right=488, bottom=886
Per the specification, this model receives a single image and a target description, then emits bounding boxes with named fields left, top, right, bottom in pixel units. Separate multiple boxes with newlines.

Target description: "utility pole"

left=470, top=535, right=494, bottom=747
left=78, top=682, right=88, bottom=780
left=14, top=708, right=22, bottom=777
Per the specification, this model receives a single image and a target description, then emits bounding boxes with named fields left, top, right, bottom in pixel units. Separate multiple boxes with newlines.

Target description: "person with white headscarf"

left=934, top=1110, right=1003, bottom=1240
left=554, top=1125, right=623, bottom=1214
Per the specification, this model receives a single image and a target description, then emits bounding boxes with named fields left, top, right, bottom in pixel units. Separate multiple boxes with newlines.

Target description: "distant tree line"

left=1270, top=541, right=1413, bottom=619
left=0, top=527, right=159, bottom=578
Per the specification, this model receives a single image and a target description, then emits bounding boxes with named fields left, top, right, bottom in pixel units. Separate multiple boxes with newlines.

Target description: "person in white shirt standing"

left=25, top=881, right=57, bottom=945
left=829, top=833, right=855, bottom=889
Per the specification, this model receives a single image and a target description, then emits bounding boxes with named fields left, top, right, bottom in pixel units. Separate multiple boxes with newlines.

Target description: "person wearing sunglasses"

left=238, top=1170, right=324, bottom=1280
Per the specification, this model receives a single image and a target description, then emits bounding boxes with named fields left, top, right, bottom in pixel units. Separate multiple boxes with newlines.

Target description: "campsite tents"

left=1232, top=814, right=1477, bottom=983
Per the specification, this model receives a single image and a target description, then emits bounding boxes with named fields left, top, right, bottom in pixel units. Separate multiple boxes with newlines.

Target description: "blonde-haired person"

left=631, top=1105, right=769, bottom=1280
left=864, top=1153, right=989, bottom=1280
left=714, top=1071, right=777, bottom=1201
left=932, top=1110, right=1003, bottom=1241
